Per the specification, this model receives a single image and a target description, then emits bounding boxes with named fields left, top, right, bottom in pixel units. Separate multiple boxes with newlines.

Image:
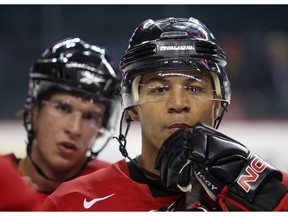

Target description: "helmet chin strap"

left=28, top=154, right=62, bottom=183
left=213, top=102, right=229, bottom=129
left=114, top=110, right=132, bottom=160
left=114, top=110, right=161, bottom=181
left=28, top=153, right=90, bottom=183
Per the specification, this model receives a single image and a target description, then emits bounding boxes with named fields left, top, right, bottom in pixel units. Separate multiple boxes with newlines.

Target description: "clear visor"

left=91, top=99, right=121, bottom=155
left=122, top=70, right=226, bottom=108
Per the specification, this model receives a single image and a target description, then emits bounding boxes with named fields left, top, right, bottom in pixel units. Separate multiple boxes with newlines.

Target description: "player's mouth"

left=57, top=141, right=78, bottom=155
left=167, top=123, right=192, bottom=133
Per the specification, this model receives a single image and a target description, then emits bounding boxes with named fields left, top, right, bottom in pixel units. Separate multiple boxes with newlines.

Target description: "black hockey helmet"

left=24, top=37, right=122, bottom=154
left=120, top=17, right=231, bottom=109
left=119, top=17, right=231, bottom=128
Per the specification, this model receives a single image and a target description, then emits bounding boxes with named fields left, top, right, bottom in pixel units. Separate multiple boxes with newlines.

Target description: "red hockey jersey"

left=1, top=153, right=110, bottom=205
left=41, top=159, right=183, bottom=211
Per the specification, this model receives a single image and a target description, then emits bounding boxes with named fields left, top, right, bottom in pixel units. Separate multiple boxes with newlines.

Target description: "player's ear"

left=127, top=106, right=140, bottom=122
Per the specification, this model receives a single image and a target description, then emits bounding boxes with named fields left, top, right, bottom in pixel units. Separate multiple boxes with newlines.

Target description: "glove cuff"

left=217, top=155, right=288, bottom=211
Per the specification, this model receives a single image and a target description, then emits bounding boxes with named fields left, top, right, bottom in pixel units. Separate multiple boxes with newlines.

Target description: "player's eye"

left=52, top=101, right=73, bottom=114
left=184, top=85, right=205, bottom=93
left=148, top=84, right=170, bottom=94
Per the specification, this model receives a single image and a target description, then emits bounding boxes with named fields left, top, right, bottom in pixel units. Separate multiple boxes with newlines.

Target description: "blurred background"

left=0, top=5, right=287, bottom=170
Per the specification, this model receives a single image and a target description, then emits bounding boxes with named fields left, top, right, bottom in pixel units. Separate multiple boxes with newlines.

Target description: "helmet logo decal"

left=159, top=45, right=193, bottom=51
left=66, top=62, right=104, bottom=74
left=80, top=71, right=106, bottom=86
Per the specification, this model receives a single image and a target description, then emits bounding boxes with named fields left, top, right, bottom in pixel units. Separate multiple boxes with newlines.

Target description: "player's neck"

left=19, top=156, right=61, bottom=194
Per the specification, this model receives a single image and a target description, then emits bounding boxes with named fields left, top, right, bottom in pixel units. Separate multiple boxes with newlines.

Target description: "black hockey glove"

left=155, top=127, right=193, bottom=192
left=155, top=122, right=288, bottom=211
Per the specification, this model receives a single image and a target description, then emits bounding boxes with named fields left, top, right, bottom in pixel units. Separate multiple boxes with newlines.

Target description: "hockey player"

left=41, top=17, right=288, bottom=211
left=1, top=37, right=122, bottom=204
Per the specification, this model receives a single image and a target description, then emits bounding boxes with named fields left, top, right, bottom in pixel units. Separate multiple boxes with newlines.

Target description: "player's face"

left=128, top=70, right=220, bottom=166
left=31, top=93, right=105, bottom=177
